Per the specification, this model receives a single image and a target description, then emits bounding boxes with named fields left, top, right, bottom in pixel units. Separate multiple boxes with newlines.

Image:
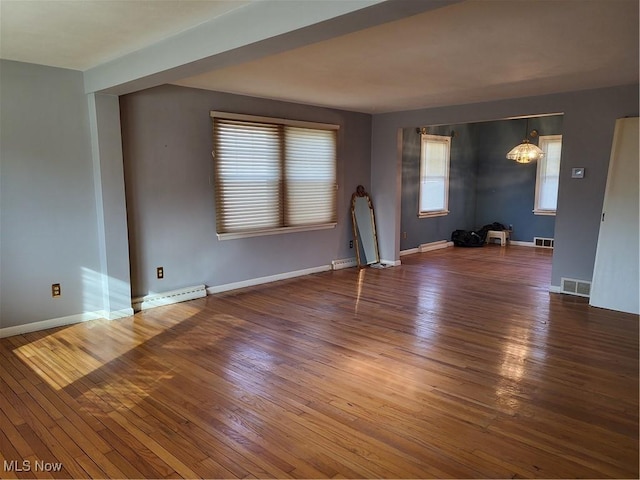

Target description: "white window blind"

left=212, top=113, right=337, bottom=237
left=535, top=135, right=562, bottom=214
left=285, top=126, right=337, bottom=226
left=419, top=134, right=451, bottom=216
left=214, top=119, right=282, bottom=233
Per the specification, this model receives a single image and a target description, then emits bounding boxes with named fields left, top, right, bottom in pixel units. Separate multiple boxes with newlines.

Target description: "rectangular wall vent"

left=534, top=237, right=554, bottom=248
left=561, top=277, right=591, bottom=298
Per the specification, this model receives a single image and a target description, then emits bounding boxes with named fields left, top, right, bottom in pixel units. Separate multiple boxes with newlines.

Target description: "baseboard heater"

left=419, top=240, right=453, bottom=253
left=331, top=258, right=357, bottom=270
left=132, top=284, right=207, bottom=312
left=534, top=237, right=554, bottom=248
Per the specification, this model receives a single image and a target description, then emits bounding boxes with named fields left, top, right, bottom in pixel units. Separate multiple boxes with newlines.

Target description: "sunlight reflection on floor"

left=12, top=303, right=203, bottom=391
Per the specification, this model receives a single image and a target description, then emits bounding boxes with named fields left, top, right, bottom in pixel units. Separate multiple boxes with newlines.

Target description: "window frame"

left=533, top=134, right=562, bottom=216
left=418, top=133, right=451, bottom=218
left=210, top=111, right=339, bottom=240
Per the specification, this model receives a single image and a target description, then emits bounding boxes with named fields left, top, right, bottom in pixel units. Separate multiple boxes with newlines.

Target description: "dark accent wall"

left=401, top=116, right=562, bottom=250
left=474, top=115, right=563, bottom=241
left=401, top=123, right=477, bottom=250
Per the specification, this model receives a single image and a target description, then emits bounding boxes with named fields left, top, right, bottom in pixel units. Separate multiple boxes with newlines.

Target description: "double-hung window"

left=534, top=135, right=562, bottom=215
left=211, top=112, right=338, bottom=239
left=419, top=134, right=451, bottom=217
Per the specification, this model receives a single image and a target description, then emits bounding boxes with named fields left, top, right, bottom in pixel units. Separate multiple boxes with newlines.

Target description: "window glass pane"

left=535, top=136, right=562, bottom=212
left=539, top=178, right=559, bottom=210
left=419, top=135, right=450, bottom=214
left=420, top=179, right=445, bottom=211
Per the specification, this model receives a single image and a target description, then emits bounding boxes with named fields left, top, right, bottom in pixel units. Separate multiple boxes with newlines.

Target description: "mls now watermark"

left=4, top=460, right=63, bottom=473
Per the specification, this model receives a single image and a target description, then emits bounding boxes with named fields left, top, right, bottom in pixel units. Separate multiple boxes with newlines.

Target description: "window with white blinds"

left=211, top=113, right=337, bottom=238
left=534, top=135, right=562, bottom=215
left=285, top=126, right=337, bottom=226
left=419, top=134, right=451, bottom=217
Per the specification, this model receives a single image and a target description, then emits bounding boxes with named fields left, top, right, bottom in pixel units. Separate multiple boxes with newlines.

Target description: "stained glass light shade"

left=506, top=139, right=545, bottom=164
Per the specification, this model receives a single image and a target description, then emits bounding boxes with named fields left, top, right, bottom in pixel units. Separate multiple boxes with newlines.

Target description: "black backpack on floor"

left=451, top=222, right=507, bottom=247
left=451, top=229, right=484, bottom=247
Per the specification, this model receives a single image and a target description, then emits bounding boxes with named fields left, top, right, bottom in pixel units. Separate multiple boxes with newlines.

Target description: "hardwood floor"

left=1, top=245, right=638, bottom=478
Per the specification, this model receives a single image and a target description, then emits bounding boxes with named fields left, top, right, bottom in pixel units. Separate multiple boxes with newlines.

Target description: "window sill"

left=217, top=222, right=336, bottom=241
left=418, top=210, right=449, bottom=219
left=533, top=209, right=556, bottom=216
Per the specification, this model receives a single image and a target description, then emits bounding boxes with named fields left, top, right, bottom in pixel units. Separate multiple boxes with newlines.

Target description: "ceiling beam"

left=84, top=0, right=462, bottom=96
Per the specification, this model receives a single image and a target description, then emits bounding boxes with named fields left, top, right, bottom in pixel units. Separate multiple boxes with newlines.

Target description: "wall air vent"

left=534, top=237, right=554, bottom=248
left=561, top=277, right=591, bottom=298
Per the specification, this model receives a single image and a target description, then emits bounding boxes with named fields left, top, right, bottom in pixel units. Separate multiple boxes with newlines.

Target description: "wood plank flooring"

left=1, top=245, right=638, bottom=478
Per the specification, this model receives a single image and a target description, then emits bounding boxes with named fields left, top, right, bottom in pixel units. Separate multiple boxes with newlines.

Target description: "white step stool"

left=486, top=230, right=509, bottom=246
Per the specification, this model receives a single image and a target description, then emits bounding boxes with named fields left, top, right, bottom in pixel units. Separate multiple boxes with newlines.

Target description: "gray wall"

left=373, top=84, right=639, bottom=287
left=1, top=58, right=636, bottom=330
left=0, top=60, right=102, bottom=328
left=120, top=85, right=371, bottom=297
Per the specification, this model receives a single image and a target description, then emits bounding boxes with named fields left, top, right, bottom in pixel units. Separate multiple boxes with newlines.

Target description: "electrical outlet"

left=349, top=240, right=353, bottom=248
left=52, top=283, right=61, bottom=297
left=403, top=232, right=407, bottom=239
left=157, top=267, right=164, bottom=279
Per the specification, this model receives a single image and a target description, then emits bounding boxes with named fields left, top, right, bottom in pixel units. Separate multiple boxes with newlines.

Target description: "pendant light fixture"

left=506, top=118, right=544, bottom=164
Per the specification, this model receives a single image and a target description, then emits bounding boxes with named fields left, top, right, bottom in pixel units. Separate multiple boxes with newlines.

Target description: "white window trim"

left=210, top=111, right=339, bottom=131
left=418, top=210, right=450, bottom=219
left=418, top=133, right=451, bottom=218
left=532, top=209, right=557, bottom=216
left=217, top=222, right=336, bottom=241
left=211, top=111, right=339, bottom=239
left=533, top=134, right=562, bottom=216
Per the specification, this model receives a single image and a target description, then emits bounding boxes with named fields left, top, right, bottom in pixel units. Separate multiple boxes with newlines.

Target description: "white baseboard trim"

left=419, top=240, right=453, bottom=253
left=106, top=308, right=135, bottom=320
left=509, top=240, right=536, bottom=247
left=400, top=248, right=419, bottom=256
left=207, top=265, right=331, bottom=295
left=549, top=285, right=562, bottom=294
left=380, top=259, right=401, bottom=267
left=132, top=284, right=207, bottom=312
left=331, top=258, right=357, bottom=270
left=0, top=307, right=137, bottom=338
left=0, top=311, right=105, bottom=339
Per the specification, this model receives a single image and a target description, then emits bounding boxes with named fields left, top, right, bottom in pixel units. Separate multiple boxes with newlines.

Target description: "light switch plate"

left=571, top=167, right=585, bottom=178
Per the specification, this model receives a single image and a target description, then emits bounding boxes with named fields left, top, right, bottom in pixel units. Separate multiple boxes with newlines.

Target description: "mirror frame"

left=351, top=185, right=380, bottom=267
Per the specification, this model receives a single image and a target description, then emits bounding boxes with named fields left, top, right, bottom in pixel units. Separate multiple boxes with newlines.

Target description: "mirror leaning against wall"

left=351, top=185, right=380, bottom=267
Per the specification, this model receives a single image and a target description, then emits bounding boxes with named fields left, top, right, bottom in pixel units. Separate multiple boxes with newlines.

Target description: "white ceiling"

left=0, top=0, right=251, bottom=70
left=1, top=0, right=638, bottom=113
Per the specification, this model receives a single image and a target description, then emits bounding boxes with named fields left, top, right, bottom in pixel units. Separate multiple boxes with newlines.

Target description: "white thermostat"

left=571, top=167, right=585, bottom=178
